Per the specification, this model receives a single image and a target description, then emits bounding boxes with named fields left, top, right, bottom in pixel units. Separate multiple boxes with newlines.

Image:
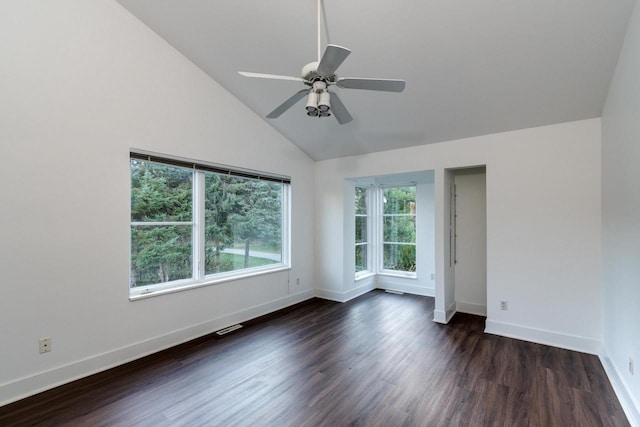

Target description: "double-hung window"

left=130, top=151, right=290, bottom=298
left=130, top=160, right=194, bottom=286
left=381, top=185, right=416, bottom=274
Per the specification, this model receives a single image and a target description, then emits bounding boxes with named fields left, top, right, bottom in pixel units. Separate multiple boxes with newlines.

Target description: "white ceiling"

left=116, top=0, right=636, bottom=161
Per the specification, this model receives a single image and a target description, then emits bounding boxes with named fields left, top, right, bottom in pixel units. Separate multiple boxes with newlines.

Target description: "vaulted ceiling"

left=116, top=0, right=636, bottom=161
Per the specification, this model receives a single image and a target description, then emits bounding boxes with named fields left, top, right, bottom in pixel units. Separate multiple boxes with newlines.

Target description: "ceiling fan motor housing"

left=301, top=61, right=336, bottom=84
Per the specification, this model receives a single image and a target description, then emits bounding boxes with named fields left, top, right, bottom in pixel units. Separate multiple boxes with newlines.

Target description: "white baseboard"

left=315, top=281, right=376, bottom=303
left=456, top=301, right=487, bottom=316
left=484, top=319, right=602, bottom=355
left=314, top=288, right=346, bottom=302
left=0, top=289, right=314, bottom=407
left=316, top=282, right=434, bottom=303
left=433, top=301, right=457, bottom=324
left=376, top=282, right=435, bottom=297
left=433, top=310, right=446, bottom=323
left=600, top=353, right=640, bottom=427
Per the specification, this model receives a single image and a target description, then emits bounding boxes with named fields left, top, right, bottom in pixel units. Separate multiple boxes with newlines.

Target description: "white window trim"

left=130, top=265, right=291, bottom=300
left=129, top=153, right=291, bottom=300
left=378, top=268, right=418, bottom=279
left=355, top=271, right=376, bottom=281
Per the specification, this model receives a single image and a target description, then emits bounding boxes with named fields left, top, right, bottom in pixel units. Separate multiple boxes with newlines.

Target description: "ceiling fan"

left=238, top=0, right=406, bottom=125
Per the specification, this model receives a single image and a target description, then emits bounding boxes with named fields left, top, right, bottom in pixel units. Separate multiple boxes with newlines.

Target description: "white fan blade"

left=266, top=89, right=309, bottom=118
left=329, top=92, right=353, bottom=125
left=317, top=45, right=351, bottom=77
left=337, top=78, right=406, bottom=92
left=239, top=71, right=304, bottom=82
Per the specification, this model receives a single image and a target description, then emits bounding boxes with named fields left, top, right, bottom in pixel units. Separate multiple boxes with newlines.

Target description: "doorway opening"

left=435, top=166, right=487, bottom=323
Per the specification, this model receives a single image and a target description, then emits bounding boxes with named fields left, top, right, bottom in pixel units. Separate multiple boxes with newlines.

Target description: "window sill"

left=377, top=271, right=417, bottom=280
left=355, top=271, right=376, bottom=282
left=129, top=264, right=290, bottom=301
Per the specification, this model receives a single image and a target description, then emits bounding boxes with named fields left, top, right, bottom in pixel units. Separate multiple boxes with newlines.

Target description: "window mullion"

left=194, top=170, right=205, bottom=281
left=130, top=221, right=193, bottom=226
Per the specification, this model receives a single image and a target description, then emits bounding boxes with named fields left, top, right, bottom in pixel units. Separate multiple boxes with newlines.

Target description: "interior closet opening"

left=443, top=166, right=487, bottom=319
left=452, top=167, right=487, bottom=316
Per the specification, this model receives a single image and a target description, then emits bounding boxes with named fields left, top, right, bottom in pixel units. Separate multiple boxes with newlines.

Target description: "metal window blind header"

left=130, top=151, right=291, bottom=184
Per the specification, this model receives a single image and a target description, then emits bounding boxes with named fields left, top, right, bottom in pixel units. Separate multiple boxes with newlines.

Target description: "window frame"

left=129, top=150, right=291, bottom=299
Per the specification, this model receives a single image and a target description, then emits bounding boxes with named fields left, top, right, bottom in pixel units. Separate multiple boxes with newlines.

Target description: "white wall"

left=316, top=118, right=602, bottom=352
left=454, top=169, right=487, bottom=316
left=601, top=0, right=640, bottom=423
left=409, top=181, right=436, bottom=295
left=0, top=0, right=315, bottom=405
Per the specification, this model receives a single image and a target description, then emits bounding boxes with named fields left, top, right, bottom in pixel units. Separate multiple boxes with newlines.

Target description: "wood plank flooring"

left=0, top=290, right=629, bottom=426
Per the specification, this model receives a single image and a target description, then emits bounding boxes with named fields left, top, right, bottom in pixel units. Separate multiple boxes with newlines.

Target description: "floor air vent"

left=216, top=324, right=243, bottom=336
left=385, top=290, right=404, bottom=295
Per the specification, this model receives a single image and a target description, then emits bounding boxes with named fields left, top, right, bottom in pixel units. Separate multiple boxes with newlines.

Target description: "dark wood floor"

left=0, top=290, right=629, bottom=426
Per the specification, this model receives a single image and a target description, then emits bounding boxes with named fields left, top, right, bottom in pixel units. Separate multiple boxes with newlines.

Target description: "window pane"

left=383, top=244, right=416, bottom=272
left=383, top=186, right=416, bottom=215
left=204, top=172, right=282, bottom=275
left=356, top=244, right=368, bottom=272
left=130, top=160, right=193, bottom=222
left=355, top=187, right=367, bottom=215
left=355, top=216, right=367, bottom=243
left=355, top=187, right=368, bottom=274
left=130, top=225, right=192, bottom=286
left=383, top=216, right=416, bottom=243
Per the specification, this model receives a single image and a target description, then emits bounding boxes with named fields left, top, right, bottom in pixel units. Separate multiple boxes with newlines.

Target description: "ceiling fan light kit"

left=305, top=81, right=332, bottom=117
left=318, top=89, right=330, bottom=113
left=238, top=0, right=405, bottom=125
left=306, top=91, right=320, bottom=116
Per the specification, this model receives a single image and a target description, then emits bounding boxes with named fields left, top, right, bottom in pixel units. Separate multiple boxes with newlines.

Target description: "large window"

left=381, top=186, right=416, bottom=273
left=355, top=186, right=369, bottom=274
left=130, top=152, right=289, bottom=297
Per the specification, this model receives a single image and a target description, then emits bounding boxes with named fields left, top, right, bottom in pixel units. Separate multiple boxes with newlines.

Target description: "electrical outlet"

left=39, top=337, right=51, bottom=354
left=296, top=278, right=300, bottom=285
left=430, top=273, right=435, bottom=280
left=630, top=358, right=634, bottom=375
left=500, top=300, right=508, bottom=311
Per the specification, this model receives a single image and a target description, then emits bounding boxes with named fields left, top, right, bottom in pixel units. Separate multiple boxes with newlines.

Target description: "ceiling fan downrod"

left=318, top=0, right=322, bottom=63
